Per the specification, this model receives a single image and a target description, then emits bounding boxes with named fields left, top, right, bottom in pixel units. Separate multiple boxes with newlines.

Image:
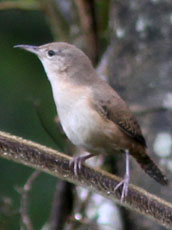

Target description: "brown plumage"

left=15, top=42, right=168, bottom=202
left=92, top=78, right=168, bottom=185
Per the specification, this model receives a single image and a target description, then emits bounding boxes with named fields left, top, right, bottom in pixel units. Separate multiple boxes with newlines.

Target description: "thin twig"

left=74, top=0, right=99, bottom=63
left=0, top=1, right=39, bottom=10
left=0, top=131, right=171, bottom=229
left=39, top=0, right=69, bottom=41
left=20, top=170, right=41, bottom=230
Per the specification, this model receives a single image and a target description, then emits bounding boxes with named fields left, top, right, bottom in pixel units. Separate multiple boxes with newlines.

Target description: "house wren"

left=15, top=42, right=168, bottom=201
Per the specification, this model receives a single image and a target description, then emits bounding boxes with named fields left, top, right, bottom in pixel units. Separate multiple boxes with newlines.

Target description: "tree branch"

left=20, top=171, right=41, bottom=230
left=0, top=131, right=171, bottom=229
left=74, top=0, right=99, bottom=63
left=0, top=1, right=39, bottom=11
left=39, top=0, right=70, bottom=41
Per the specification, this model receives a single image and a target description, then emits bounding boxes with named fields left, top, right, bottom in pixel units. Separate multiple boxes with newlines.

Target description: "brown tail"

left=131, top=150, right=168, bottom=185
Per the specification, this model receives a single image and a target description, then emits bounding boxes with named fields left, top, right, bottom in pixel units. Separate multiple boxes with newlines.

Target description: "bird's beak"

left=14, top=44, right=39, bottom=55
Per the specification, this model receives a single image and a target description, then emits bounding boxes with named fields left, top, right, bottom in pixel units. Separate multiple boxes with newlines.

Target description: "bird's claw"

left=114, top=174, right=129, bottom=202
left=70, top=156, right=83, bottom=176
left=69, top=153, right=95, bottom=176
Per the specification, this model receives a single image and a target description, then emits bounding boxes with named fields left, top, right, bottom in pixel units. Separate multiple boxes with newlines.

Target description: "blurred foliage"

left=0, top=4, right=63, bottom=230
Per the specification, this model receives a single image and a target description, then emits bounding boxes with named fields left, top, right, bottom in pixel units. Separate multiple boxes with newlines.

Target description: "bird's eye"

left=48, top=50, right=56, bottom=57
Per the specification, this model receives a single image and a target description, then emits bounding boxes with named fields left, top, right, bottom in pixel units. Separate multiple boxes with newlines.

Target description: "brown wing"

left=92, top=81, right=147, bottom=147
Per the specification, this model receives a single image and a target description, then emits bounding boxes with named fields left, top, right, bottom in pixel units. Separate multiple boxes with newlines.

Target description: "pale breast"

left=50, top=81, right=102, bottom=146
left=59, top=95, right=105, bottom=146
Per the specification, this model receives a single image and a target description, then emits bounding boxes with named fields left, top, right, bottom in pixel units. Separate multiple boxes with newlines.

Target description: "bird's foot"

left=69, top=156, right=84, bottom=176
left=69, top=153, right=94, bottom=176
left=114, top=174, right=129, bottom=202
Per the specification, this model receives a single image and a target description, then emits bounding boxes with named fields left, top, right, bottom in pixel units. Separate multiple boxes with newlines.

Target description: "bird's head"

left=14, top=42, right=94, bottom=83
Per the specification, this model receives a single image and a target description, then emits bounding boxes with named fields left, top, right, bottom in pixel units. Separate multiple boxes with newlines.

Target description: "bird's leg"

left=70, top=153, right=95, bottom=176
left=114, top=149, right=130, bottom=202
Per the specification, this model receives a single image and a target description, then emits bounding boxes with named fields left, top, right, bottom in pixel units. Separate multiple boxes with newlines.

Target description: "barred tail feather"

left=131, top=151, right=168, bottom=185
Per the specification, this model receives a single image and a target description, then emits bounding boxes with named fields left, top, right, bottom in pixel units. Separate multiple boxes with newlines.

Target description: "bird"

left=14, top=42, right=168, bottom=201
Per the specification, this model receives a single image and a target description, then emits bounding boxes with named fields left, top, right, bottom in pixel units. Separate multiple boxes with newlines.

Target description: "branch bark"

left=0, top=131, right=172, bottom=229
